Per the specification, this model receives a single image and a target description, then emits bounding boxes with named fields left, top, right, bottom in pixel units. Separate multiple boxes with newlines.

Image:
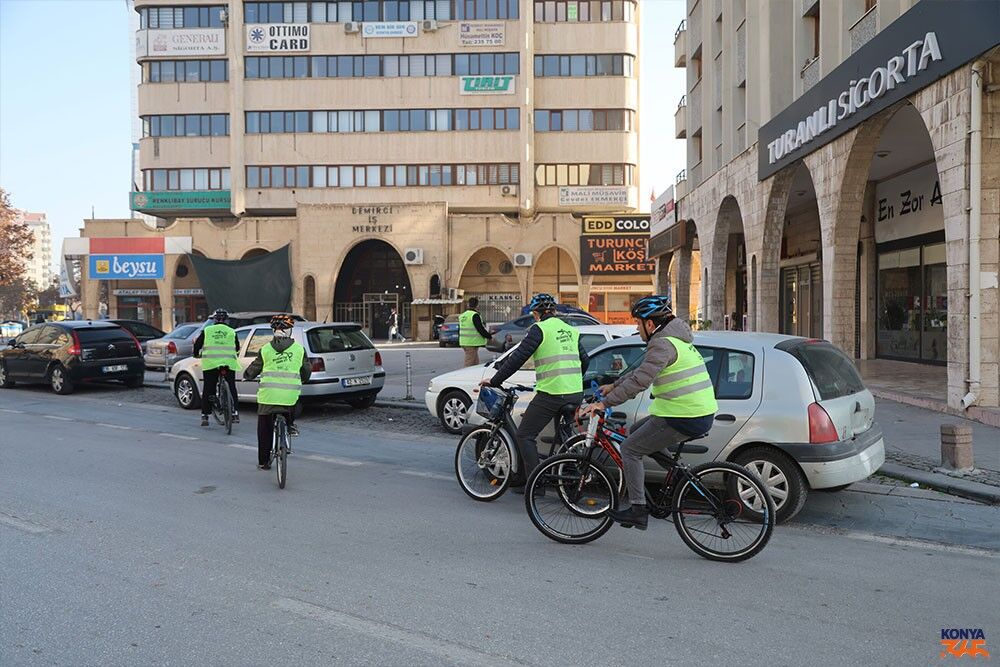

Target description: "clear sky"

left=0, top=0, right=686, bottom=267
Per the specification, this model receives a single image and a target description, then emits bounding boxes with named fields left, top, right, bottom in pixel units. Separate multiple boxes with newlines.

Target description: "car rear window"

left=77, top=328, right=132, bottom=343
left=307, top=327, right=373, bottom=353
left=167, top=325, right=199, bottom=339
left=778, top=340, right=865, bottom=400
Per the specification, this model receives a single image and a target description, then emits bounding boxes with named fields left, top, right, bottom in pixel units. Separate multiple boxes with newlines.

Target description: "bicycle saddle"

left=558, top=403, right=578, bottom=420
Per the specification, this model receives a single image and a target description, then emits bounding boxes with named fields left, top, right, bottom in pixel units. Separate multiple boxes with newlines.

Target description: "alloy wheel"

left=443, top=397, right=468, bottom=430
left=177, top=377, right=194, bottom=408
left=51, top=368, right=64, bottom=392
left=740, top=460, right=789, bottom=511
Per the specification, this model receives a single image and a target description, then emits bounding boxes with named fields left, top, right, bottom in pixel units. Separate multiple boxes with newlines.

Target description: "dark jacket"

left=488, top=314, right=589, bottom=392
left=193, top=325, right=239, bottom=358
left=243, top=335, right=312, bottom=414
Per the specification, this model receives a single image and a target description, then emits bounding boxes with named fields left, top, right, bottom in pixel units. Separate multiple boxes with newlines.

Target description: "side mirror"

left=7, top=339, right=16, bottom=347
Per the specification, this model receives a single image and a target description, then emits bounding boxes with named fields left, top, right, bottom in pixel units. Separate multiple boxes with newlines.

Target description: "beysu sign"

left=89, top=255, right=165, bottom=281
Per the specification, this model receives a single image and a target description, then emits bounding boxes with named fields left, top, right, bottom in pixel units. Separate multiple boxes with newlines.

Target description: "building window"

left=142, top=114, right=230, bottom=137
left=139, top=5, right=225, bottom=29
left=533, top=54, right=634, bottom=77
left=245, top=0, right=498, bottom=22
left=534, top=109, right=632, bottom=132
left=246, top=52, right=518, bottom=79
left=532, top=0, right=633, bottom=22
left=245, top=163, right=519, bottom=188
left=246, top=108, right=518, bottom=133
left=534, top=163, right=634, bottom=186
left=146, top=60, right=228, bottom=83
left=142, top=168, right=231, bottom=191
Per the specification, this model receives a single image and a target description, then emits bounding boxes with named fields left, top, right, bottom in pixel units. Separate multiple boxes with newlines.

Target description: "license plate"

left=103, top=365, right=128, bottom=373
left=343, top=376, right=372, bottom=387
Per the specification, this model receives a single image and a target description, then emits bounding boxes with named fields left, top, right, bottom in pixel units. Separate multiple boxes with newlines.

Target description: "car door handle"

left=715, top=414, right=736, bottom=422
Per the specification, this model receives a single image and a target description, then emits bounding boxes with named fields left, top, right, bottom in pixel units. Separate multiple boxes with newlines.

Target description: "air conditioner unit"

left=500, top=184, right=518, bottom=197
left=403, top=248, right=424, bottom=265
left=513, top=252, right=532, bottom=267
left=447, top=287, right=465, bottom=300
left=421, top=19, right=439, bottom=31
left=344, top=21, right=361, bottom=33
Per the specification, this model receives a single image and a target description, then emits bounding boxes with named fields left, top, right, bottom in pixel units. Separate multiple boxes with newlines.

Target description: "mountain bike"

left=269, top=412, right=291, bottom=489
left=524, top=399, right=775, bottom=562
left=209, top=367, right=235, bottom=436
left=454, top=385, right=579, bottom=502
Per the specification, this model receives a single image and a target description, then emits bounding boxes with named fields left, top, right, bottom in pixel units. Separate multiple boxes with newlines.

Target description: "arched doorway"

left=334, top=240, right=412, bottom=339
left=242, top=248, right=269, bottom=260
left=777, top=163, right=823, bottom=338
left=533, top=247, right=577, bottom=307
left=173, top=253, right=208, bottom=325
left=710, top=196, right=748, bottom=330
left=458, top=247, right=520, bottom=323
left=668, top=221, right=702, bottom=326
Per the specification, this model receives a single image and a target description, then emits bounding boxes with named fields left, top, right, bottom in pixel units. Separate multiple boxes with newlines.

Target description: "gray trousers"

left=514, top=391, right=583, bottom=482
left=620, top=416, right=686, bottom=506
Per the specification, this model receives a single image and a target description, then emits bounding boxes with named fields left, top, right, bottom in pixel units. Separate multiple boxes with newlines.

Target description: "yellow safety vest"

left=459, top=310, right=487, bottom=347
left=257, top=341, right=305, bottom=407
left=532, top=317, right=582, bottom=396
left=200, top=324, right=240, bottom=372
left=649, top=336, right=718, bottom=418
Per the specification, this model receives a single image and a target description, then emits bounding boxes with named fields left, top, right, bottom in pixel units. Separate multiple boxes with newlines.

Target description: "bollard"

left=940, top=424, right=974, bottom=471
left=404, top=351, right=414, bottom=400
left=163, top=354, right=173, bottom=383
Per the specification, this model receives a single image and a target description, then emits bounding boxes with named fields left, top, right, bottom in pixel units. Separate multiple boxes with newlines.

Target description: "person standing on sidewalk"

left=387, top=307, right=405, bottom=342
left=459, top=297, right=491, bottom=367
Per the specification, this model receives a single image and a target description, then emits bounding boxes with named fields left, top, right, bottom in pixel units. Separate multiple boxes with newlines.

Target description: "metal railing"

left=674, top=19, right=686, bottom=40
left=677, top=95, right=687, bottom=110
left=676, top=169, right=687, bottom=184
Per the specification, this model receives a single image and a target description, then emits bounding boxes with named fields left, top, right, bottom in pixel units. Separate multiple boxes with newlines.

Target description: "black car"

left=109, top=319, right=167, bottom=353
left=0, top=321, right=145, bottom=395
left=485, top=312, right=602, bottom=352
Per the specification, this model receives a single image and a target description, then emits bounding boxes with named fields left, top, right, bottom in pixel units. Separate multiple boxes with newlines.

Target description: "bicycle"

left=269, top=412, right=291, bottom=489
left=454, top=384, right=579, bottom=502
left=209, top=367, right=235, bottom=436
left=524, top=396, right=775, bottom=562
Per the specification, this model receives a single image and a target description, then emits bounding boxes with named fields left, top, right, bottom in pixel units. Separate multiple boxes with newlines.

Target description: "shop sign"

left=90, top=255, right=165, bottom=281
left=582, top=215, right=651, bottom=235
left=131, top=190, right=231, bottom=211
left=580, top=236, right=655, bottom=275
left=246, top=24, right=310, bottom=52
left=351, top=205, right=395, bottom=233
left=650, top=186, right=675, bottom=236
left=558, top=186, right=628, bottom=206
left=112, top=288, right=205, bottom=297
left=459, top=22, right=504, bottom=47
left=874, top=163, right=943, bottom=244
left=459, top=75, right=515, bottom=95
left=135, top=28, right=225, bottom=57
left=758, top=0, right=1000, bottom=180
left=362, top=22, right=418, bottom=38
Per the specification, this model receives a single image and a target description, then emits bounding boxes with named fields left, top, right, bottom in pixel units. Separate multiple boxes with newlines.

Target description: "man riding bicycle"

left=580, top=295, right=717, bottom=530
left=243, top=315, right=311, bottom=470
left=479, top=293, right=589, bottom=493
left=194, top=308, right=240, bottom=427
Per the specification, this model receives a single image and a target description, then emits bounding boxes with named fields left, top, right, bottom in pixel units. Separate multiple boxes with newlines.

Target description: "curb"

left=878, top=462, right=1000, bottom=505
left=375, top=399, right=427, bottom=411
left=869, top=388, right=1000, bottom=428
left=144, top=382, right=170, bottom=391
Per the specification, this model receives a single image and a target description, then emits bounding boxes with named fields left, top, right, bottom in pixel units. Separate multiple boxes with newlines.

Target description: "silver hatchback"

left=167, top=322, right=385, bottom=410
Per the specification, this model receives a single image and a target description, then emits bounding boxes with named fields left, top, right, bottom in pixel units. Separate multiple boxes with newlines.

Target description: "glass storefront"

left=173, top=295, right=209, bottom=326
left=116, top=296, right=162, bottom=326
left=780, top=262, right=823, bottom=338
left=876, top=241, right=946, bottom=364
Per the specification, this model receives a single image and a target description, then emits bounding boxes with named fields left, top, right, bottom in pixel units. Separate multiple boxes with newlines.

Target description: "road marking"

left=44, top=415, right=72, bottom=421
left=301, top=454, right=365, bottom=467
left=274, top=597, right=533, bottom=667
left=0, top=512, right=53, bottom=535
left=0, top=408, right=23, bottom=414
left=614, top=551, right=655, bottom=561
left=786, top=524, right=999, bottom=559
left=401, top=470, right=452, bottom=481
left=97, top=423, right=132, bottom=430
left=158, top=433, right=199, bottom=441
left=228, top=444, right=256, bottom=451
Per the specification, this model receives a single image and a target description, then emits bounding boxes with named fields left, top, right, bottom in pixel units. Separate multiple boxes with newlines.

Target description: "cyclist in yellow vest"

left=459, top=297, right=491, bottom=367
left=479, top=294, right=589, bottom=492
left=194, top=309, right=241, bottom=427
left=243, top=315, right=312, bottom=470
left=581, top=295, right=718, bottom=530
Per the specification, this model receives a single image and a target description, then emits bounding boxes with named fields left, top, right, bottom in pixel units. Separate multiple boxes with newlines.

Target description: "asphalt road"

left=2, top=387, right=998, bottom=666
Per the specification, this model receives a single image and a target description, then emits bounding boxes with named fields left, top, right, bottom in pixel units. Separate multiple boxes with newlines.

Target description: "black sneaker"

left=609, top=504, right=649, bottom=530
left=200, top=415, right=209, bottom=427
left=288, top=424, right=300, bottom=437
left=232, top=413, right=240, bottom=424
left=258, top=463, right=271, bottom=470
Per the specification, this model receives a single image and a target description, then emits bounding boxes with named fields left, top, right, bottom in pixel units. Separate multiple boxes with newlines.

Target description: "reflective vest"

left=200, top=324, right=240, bottom=372
left=532, top=317, right=582, bottom=396
left=459, top=310, right=487, bottom=347
left=649, top=336, right=718, bottom=418
left=257, top=341, right=305, bottom=407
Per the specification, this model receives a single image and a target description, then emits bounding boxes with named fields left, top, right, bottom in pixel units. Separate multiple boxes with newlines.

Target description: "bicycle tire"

left=454, top=426, right=516, bottom=502
left=671, top=461, right=774, bottom=562
left=276, top=417, right=288, bottom=489
left=554, top=434, right=624, bottom=497
left=524, top=454, right=617, bottom=545
left=220, top=380, right=233, bottom=435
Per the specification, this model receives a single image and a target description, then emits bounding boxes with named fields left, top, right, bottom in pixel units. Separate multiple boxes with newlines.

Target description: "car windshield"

left=166, top=325, right=199, bottom=339
left=782, top=340, right=865, bottom=400
left=306, top=326, right=373, bottom=353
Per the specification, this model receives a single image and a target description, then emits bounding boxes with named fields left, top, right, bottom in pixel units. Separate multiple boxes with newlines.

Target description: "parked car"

left=0, top=321, right=145, bottom=394
left=167, top=321, right=385, bottom=411
left=438, top=314, right=460, bottom=347
left=426, top=324, right=636, bottom=434
left=227, top=312, right=305, bottom=329
left=485, top=311, right=603, bottom=352
left=109, top=320, right=166, bottom=354
left=144, top=322, right=205, bottom=370
left=426, top=331, right=884, bottom=523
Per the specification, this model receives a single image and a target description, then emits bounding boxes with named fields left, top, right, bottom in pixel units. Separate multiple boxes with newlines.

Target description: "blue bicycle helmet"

left=527, top=293, right=557, bottom=313
left=630, top=295, right=673, bottom=320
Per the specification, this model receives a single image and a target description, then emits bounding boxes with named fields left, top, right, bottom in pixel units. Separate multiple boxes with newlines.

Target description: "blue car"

left=438, top=315, right=460, bottom=347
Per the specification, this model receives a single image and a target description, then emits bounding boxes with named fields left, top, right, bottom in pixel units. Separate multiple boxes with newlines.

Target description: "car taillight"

left=374, top=351, right=383, bottom=366
left=309, top=357, right=325, bottom=372
left=167, top=341, right=177, bottom=355
left=808, top=403, right=839, bottom=444
left=67, top=332, right=81, bottom=357
left=124, top=330, right=142, bottom=353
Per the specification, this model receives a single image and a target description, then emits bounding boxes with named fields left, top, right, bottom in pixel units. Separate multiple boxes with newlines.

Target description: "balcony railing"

left=850, top=6, right=877, bottom=53
left=675, top=96, right=687, bottom=139
left=676, top=169, right=687, bottom=184
left=801, top=56, right=820, bottom=90
left=674, top=20, right=687, bottom=67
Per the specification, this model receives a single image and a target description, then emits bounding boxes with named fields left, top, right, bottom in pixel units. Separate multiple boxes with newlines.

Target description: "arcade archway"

left=334, top=240, right=412, bottom=339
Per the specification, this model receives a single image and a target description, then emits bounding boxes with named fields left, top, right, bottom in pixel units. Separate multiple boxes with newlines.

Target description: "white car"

left=167, top=321, right=385, bottom=410
left=425, top=324, right=637, bottom=434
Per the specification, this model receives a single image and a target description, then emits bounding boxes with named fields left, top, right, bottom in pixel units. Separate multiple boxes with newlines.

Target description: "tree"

left=0, top=277, right=34, bottom=321
left=0, top=188, right=34, bottom=286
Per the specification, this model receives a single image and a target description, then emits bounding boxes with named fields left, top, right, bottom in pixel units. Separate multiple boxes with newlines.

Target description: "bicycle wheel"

left=555, top=434, right=623, bottom=498
left=525, top=454, right=617, bottom=545
left=454, top=426, right=515, bottom=501
left=671, top=462, right=774, bottom=562
left=219, top=381, right=233, bottom=435
left=275, top=417, right=288, bottom=489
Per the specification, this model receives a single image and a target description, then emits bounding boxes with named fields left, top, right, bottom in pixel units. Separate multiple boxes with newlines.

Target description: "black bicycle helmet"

left=211, top=308, right=229, bottom=322
left=527, top=293, right=557, bottom=313
left=630, top=295, right=673, bottom=321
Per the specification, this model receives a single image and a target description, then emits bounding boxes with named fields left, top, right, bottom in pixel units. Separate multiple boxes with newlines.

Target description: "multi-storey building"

left=17, top=211, right=53, bottom=290
left=655, top=0, right=1000, bottom=412
left=79, top=0, right=649, bottom=337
